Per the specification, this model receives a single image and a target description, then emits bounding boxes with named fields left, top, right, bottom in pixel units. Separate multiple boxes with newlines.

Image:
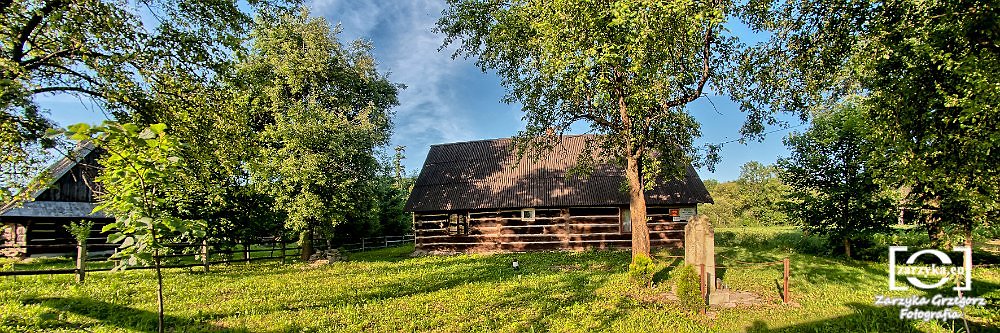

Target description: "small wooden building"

left=404, top=135, right=714, bottom=253
left=1, top=142, right=114, bottom=257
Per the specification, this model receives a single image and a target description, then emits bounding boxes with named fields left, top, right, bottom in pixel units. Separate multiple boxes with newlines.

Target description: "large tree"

left=437, top=0, right=792, bottom=260
left=237, top=9, right=400, bottom=259
left=778, top=103, right=897, bottom=258
left=746, top=0, right=1000, bottom=246
left=0, top=0, right=288, bottom=207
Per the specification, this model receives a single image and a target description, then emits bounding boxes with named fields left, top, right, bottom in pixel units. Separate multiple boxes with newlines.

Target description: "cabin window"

left=620, top=208, right=632, bottom=234
left=447, top=213, right=469, bottom=236
left=520, top=208, right=536, bottom=221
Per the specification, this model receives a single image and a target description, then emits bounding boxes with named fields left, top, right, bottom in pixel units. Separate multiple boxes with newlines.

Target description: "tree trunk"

left=626, top=155, right=650, bottom=261
left=153, top=246, right=165, bottom=333
left=965, top=223, right=973, bottom=249
left=300, top=229, right=313, bottom=261
left=924, top=195, right=943, bottom=248
left=926, top=213, right=942, bottom=248
left=843, top=237, right=851, bottom=259
left=75, top=243, right=87, bottom=283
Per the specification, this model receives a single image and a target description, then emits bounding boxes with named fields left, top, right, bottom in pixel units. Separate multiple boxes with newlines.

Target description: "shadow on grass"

left=745, top=302, right=996, bottom=332
left=24, top=296, right=242, bottom=333
left=345, top=244, right=416, bottom=263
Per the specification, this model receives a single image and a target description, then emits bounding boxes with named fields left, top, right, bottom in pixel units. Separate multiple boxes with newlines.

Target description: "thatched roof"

left=404, top=135, right=713, bottom=212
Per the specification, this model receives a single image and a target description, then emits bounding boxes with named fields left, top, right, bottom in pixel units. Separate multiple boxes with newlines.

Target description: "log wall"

left=414, top=206, right=695, bottom=253
left=1, top=217, right=116, bottom=256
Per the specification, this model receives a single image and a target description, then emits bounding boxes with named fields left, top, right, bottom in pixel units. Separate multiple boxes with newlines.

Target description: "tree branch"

left=34, top=62, right=102, bottom=86
left=11, top=0, right=66, bottom=62
left=661, top=23, right=714, bottom=110
left=30, top=85, right=103, bottom=97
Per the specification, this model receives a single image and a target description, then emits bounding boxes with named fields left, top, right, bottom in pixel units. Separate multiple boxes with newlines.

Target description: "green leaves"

left=749, top=0, right=999, bottom=238
left=61, top=121, right=200, bottom=269
left=239, top=9, right=400, bottom=235
left=777, top=104, right=896, bottom=247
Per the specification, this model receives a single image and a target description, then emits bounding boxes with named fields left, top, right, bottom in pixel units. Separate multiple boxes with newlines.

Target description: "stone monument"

left=684, top=215, right=715, bottom=293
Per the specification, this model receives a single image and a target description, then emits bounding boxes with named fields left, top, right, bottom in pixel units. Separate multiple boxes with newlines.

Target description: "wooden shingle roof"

left=404, top=135, right=713, bottom=212
left=1, top=141, right=104, bottom=218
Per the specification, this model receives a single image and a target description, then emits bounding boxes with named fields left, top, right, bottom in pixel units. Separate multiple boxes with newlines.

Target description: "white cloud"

left=310, top=0, right=486, bottom=168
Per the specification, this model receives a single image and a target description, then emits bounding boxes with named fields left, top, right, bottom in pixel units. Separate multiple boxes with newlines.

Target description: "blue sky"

left=38, top=0, right=806, bottom=182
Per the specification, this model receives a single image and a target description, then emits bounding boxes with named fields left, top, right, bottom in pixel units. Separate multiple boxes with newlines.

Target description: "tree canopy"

left=748, top=0, right=999, bottom=244
left=778, top=103, right=897, bottom=257
left=236, top=9, right=401, bottom=256
left=0, top=0, right=289, bottom=209
left=437, top=0, right=801, bottom=259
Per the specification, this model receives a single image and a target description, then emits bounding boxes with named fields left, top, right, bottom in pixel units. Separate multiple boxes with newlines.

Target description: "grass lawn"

left=1, top=228, right=998, bottom=332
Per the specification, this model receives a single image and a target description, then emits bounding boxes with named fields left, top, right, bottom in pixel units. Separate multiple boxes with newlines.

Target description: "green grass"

left=1, top=229, right=998, bottom=332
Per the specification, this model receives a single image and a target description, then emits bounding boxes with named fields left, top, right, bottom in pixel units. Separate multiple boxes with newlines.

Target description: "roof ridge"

left=428, top=134, right=596, bottom=148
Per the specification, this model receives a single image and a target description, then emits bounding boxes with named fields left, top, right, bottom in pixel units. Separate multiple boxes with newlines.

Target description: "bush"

left=671, top=264, right=703, bottom=313
left=64, top=220, right=93, bottom=245
left=628, top=254, right=656, bottom=287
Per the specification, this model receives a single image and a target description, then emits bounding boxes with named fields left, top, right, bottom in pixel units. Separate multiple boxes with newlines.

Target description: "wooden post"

left=362, top=238, right=366, bottom=251
left=243, top=241, right=250, bottom=261
left=700, top=263, right=706, bottom=315
left=201, top=239, right=210, bottom=272
left=280, top=239, right=287, bottom=264
left=783, top=257, right=790, bottom=303
left=384, top=236, right=388, bottom=248
left=75, top=243, right=87, bottom=283
left=300, top=229, right=313, bottom=261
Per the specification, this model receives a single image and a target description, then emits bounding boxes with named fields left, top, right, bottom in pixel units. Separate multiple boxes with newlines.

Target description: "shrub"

left=671, top=264, right=703, bottom=313
left=64, top=220, right=94, bottom=246
left=627, top=254, right=656, bottom=287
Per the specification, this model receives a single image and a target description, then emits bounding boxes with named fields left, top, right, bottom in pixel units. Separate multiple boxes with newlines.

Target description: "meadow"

left=1, top=227, right=998, bottom=332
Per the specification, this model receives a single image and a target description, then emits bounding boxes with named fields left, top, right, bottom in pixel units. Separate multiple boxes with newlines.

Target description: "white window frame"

left=520, top=208, right=536, bottom=221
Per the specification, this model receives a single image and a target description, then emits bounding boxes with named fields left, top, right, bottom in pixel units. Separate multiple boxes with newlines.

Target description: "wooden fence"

left=318, top=234, right=416, bottom=253
left=0, top=234, right=414, bottom=281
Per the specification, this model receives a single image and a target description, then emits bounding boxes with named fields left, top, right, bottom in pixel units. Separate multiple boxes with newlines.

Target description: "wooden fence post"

left=243, top=241, right=250, bottom=261
left=362, top=238, right=365, bottom=251
left=700, top=263, right=706, bottom=315
left=201, top=239, right=210, bottom=272
left=75, top=243, right=86, bottom=283
left=384, top=236, right=388, bottom=248
left=280, top=239, right=286, bottom=265
left=783, top=257, right=790, bottom=303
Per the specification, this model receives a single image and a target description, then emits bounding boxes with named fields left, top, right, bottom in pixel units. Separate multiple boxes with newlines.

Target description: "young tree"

left=437, top=0, right=793, bottom=260
left=58, top=121, right=203, bottom=333
left=778, top=104, right=897, bottom=258
left=237, top=8, right=400, bottom=259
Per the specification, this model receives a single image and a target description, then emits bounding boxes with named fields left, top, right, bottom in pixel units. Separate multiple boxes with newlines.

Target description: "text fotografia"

left=874, top=294, right=986, bottom=321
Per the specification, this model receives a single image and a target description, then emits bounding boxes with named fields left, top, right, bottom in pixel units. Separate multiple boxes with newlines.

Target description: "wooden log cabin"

left=0, top=142, right=114, bottom=257
left=404, top=135, right=714, bottom=253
